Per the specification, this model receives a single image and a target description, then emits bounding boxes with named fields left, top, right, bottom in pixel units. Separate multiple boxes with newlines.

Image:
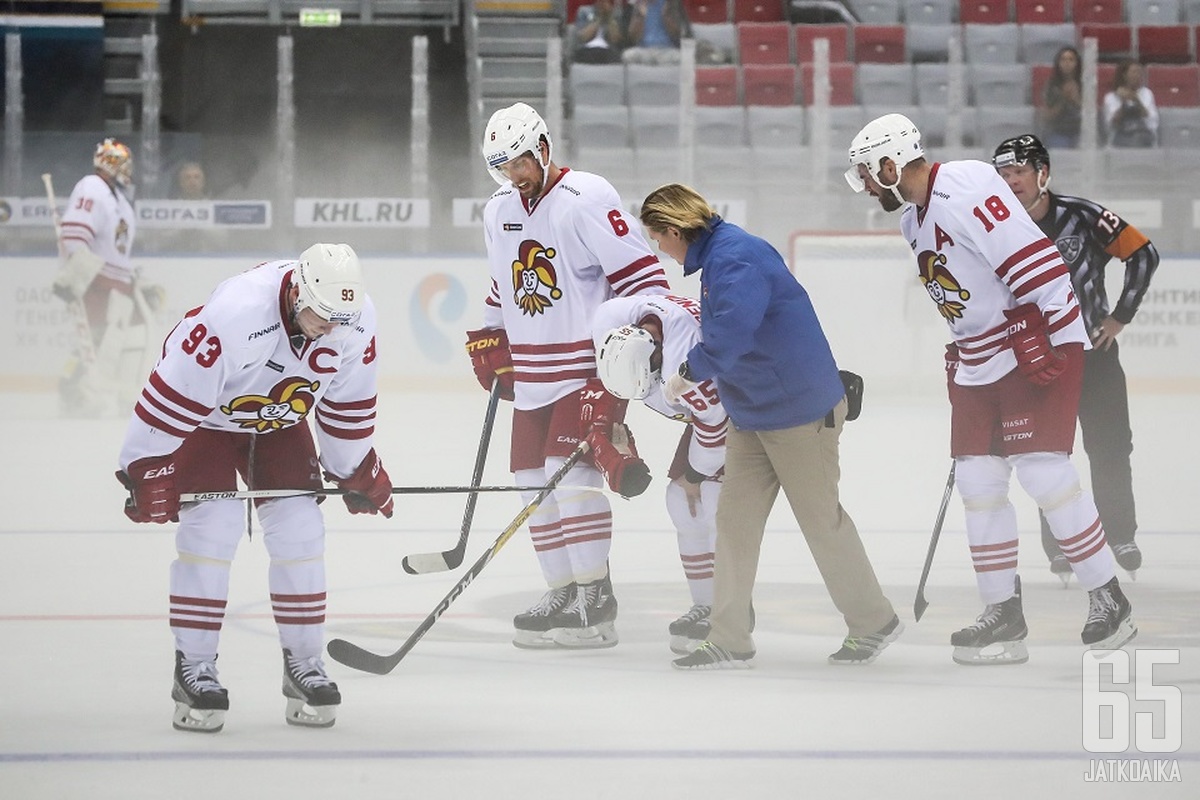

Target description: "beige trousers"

left=709, top=398, right=896, bottom=652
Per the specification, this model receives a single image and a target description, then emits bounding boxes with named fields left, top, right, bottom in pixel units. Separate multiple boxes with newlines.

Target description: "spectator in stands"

left=172, top=161, right=209, bottom=200
left=621, top=0, right=689, bottom=66
left=1103, top=60, right=1158, bottom=148
left=1041, top=47, right=1082, bottom=149
left=572, top=0, right=627, bottom=64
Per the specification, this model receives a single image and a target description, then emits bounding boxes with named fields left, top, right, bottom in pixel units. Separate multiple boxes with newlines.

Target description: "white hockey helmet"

left=295, top=243, right=364, bottom=325
left=482, top=102, right=552, bottom=186
left=94, top=138, right=134, bottom=188
left=844, top=113, right=924, bottom=194
left=596, top=324, right=658, bottom=400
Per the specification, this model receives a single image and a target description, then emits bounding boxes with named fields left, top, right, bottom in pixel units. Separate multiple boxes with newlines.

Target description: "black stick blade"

left=326, top=638, right=401, bottom=675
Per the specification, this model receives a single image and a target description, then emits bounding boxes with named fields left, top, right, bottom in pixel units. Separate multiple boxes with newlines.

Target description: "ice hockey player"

left=593, top=293, right=728, bottom=654
left=468, top=101, right=669, bottom=650
left=53, top=138, right=142, bottom=415
left=115, top=243, right=395, bottom=731
left=992, top=134, right=1158, bottom=584
left=845, top=114, right=1137, bottom=664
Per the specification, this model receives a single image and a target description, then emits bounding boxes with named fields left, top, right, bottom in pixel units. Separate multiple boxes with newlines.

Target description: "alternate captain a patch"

left=511, top=238, right=563, bottom=316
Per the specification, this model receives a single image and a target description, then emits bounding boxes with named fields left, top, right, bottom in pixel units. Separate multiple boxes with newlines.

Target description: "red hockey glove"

left=579, top=377, right=627, bottom=437
left=329, top=448, right=394, bottom=518
left=465, top=327, right=515, bottom=401
left=1004, top=303, right=1066, bottom=386
left=116, top=455, right=180, bottom=524
left=587, top=423, right=652, bottom=499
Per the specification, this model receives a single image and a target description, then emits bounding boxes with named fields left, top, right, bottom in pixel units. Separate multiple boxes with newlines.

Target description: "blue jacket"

left=683, top=218, right=844, bottom=431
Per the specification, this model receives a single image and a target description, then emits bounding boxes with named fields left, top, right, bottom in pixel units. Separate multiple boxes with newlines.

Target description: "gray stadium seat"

left=747, top=105, right=807, bottom=148
left=848, top=0, right=903, bottom=23
left=695, top=106, right=749, bottom=147
left=810, top=106, right=869, bottom=151
left=631, top=105, right=681, bottom=148
left=964, top=23, right=1021, bottom=63
left=570, top=105, right=631, bottom=152
left=970, top=63, right=1031, bottom=106
left=902, top=0, right=954, bottom=24
left=626, top=64, right=682, bottom=106
left=915, top=63, right=950, bottom=106
left=858, top=63, right=916, bottom=106
left=1186, top=0, right=1200, bottom=23
left=975, top=105, right=1037, bottom=148
left=906, top=23, right=957, bottom=63
left=1019, top=23, right=1078, bottom=66
left=569, top=63, right=625, bottom=107
left=692, top=22, right=738, bottom=65
left=1128, top=0, right=1182, bottom=25
left=1159, top=107, right=1200, bottom=148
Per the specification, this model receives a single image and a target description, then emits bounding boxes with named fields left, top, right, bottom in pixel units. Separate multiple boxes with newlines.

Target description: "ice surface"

left=1, top=390, right=1195, bottom=799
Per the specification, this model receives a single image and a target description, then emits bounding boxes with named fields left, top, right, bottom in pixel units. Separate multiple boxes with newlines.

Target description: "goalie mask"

left=596, top=324, right=658, bottom=400
left=94, top=138, right=134, bottom=188
left=482, top=102, right=552, bottom=186
left=295, top=243, right=364, bottom=328
left=845, top=114, right=924, bottom=204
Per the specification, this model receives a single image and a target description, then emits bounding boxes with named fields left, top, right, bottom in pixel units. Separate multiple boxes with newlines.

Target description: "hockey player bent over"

left=593, top=294, right=728, bottom=654
left=845, top=114, right=1136, bottom=664
left=469, top=102, right=669, bottom=650
left=116, top=244, right=396, bottom=731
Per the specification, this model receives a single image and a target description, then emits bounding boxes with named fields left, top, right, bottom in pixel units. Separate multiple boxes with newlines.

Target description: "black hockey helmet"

left=992, top=134, right=1050, bottom=171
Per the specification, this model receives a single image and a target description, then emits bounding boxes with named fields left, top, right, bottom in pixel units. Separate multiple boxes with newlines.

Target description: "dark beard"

left=877, top=191, right=903, bottom=212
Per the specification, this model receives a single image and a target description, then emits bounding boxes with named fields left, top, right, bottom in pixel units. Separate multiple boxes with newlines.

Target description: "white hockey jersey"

left=481, top=168, right=669, bottom=410
left=117, top=260, right=380, bottom=480
left=59, top=173, right=136, bottom=285
left=591, top=294, right=727, bottom=479
left=899, top=160, right=1089, bottom=386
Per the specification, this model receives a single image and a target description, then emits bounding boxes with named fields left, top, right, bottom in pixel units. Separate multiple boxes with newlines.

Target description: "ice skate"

left=1082, top=577, right=1137, bottom=650
left=172, top=650, right=229, bottom=733
left=951, top=577, right=1029, bottom=665
left=1112, top=542, right=1141, bottom=580
left=1049, top=553, right=1072, bottom=588
left=668, top=604, right=711, bottom=655
left=828, top=614, right=903, bottom=665
left=671, top=641, right=753, bottom=670
left=512, top=584, right=574, bottom=649
left=552, top=575, right=619, bottom=649
left=282, top=648, right=341, bottom=728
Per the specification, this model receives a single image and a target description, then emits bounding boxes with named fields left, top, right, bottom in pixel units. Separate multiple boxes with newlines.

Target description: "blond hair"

left=639, top=183, right=718, bottom=243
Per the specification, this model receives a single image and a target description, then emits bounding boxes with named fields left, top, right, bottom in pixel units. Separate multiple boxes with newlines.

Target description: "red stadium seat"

left=1014, top=0, right=1066, bottom=23
left=1078, top=23, right=1134, bottom=61
left=737, top=21, right=792, bottom=64
left=854, top=25, right=906, bottom=63
left=1137, top=25, right=1194, bottom=64
left=799, top=61, right=856, bottom=105
left=732, top=0, right=785, bottom=22
left=683, top=0, right=731, bottom=24
left=696, top=66, right=741, bottom=105
left=742, top=64, right=799, bottom=105
left=794, top=23, right=850, bottom=63
left=1071, top=0, right=1123, bottom=25
left=959, top=1, right=1012, bottom=24
left=1146, top=64, right=1200, bottom=106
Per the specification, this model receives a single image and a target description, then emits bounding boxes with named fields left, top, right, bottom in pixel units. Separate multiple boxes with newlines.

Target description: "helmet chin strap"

left=878, top=161, right=906, bottom=205
left=1021, top=168, right=1052, bottom=212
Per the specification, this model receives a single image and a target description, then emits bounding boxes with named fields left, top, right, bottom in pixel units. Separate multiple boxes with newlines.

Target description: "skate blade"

left=512, top=629, right=563, bottom=649
left=1057, top=574, right=1072, bottom=589
left=1086, top=617, right=1138, bottom=652
left=669, top=635, right=705, bottom=655
left=553, top=622, right=618, bottom=649
left=172, top=703, right=226, bottom=733
left=952, top=640, right=1029, bottom=666
left=285, top=697, right=338, bottom=728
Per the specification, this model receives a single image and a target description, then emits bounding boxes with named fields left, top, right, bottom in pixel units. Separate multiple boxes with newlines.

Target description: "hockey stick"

left=180, top=484, right=547, bottom=502
left=41, top=173, right=97, bottom=367
left=326, top=440, right=591, bottom=675
left=402, top=380, right=502, bottom=575
left=913, top=461, right=956, bottom=623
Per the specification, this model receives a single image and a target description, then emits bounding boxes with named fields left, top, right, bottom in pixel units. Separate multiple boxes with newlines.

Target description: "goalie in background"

left=593, top=294, right=728, bottom=655
left=53, top=138, right=161, bottom=416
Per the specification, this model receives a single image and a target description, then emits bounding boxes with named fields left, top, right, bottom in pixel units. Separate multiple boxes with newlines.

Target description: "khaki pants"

left=709, top=398, right=895, bottom=652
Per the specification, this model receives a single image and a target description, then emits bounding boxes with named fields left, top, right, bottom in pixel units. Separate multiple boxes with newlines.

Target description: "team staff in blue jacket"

left=638, top=183, right=901, bottom=669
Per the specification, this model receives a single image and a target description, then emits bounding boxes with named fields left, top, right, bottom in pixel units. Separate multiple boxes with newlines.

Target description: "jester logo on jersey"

left=511, top=239, right=563, bottom=316
left=918, top=250, right=971, bottom=321
left=219, top=377, right=321, bottom=431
